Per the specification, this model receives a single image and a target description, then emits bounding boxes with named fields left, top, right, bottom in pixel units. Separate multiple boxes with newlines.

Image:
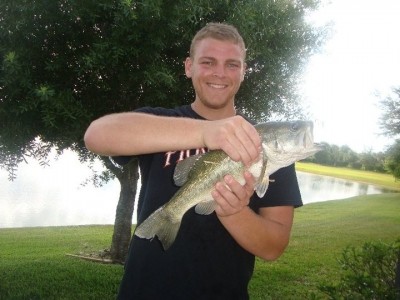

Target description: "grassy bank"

left=0, top=226, right=123, bottom=299
left=296, top=162, right=400, bottom=191
left=249, top=193, right=400, bottom=299
left=1, top=193, right=399, bottom=299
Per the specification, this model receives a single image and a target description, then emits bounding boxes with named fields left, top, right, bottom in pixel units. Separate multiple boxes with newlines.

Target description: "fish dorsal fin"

left=255, top=144, right=270, bottom=198
left=173, top=154, right=202, bottom=186
left=195, top=200, right=216, bottom=215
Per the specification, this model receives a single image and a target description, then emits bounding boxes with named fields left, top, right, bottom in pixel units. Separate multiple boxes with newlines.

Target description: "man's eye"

left=228, top=63, right=239, bottom=69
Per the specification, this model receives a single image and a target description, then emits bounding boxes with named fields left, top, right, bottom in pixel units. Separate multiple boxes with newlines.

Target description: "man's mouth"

left=208, top=83, right=227, bottom=89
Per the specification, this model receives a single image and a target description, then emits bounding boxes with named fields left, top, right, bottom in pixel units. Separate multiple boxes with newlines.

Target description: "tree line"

left=305, top=87, right=400, bottom=180
left=304, top=142, right=387, bottom=173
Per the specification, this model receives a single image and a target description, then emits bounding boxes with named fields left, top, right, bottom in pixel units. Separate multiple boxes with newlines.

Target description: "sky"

left=301, top=0, right=400, bottom=152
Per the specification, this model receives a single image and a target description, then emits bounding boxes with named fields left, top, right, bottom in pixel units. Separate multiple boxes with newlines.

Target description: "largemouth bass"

left=135, top=121, right=322, bottom=250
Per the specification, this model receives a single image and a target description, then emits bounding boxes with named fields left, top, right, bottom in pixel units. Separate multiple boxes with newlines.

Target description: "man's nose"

left=212, top=63, right=226, bottom=77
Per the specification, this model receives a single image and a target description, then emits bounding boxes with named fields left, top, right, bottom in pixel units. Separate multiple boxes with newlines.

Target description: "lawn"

left=0, top=193, right=399, bottom=299
left=0, top=226, right=123, bottom=299
left=249, top=193, right=400, bottom=299
left=1, top=163, right=399, bottom=299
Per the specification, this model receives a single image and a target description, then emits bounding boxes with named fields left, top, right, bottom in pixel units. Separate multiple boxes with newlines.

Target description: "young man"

left=84, top=23, right=302, bottom=299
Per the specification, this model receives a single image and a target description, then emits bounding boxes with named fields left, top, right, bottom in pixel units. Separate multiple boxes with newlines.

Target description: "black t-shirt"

left=116, top=105, right=302, bottom=300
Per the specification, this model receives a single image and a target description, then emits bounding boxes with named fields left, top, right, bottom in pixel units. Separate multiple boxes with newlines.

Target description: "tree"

left=385, top=140, right=400, bottom=180
left=359, top=151, right=382, bottom=172
left=0, top=0, right=325, bottom=262
left=380, top=87, right=400, bottom=179
left=380, top=87, right=400, bottom=138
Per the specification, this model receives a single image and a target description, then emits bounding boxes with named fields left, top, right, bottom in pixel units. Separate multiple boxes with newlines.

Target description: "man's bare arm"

left=218, top=205, right=294, bottom=261
left=84, top=112, right=261, bottom=165
left=213, top=173, right=294, bottom=261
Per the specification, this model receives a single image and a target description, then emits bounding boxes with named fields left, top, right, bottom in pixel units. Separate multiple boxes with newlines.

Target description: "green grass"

left=1, top=194, right=399, bottom=299
left=296, top=162, right=400, bottom=191
left=249, top=193, right=400, bottom=299
left=1, top=164, right=399, bottom=299
left=0, top=226, right=124, bottom=299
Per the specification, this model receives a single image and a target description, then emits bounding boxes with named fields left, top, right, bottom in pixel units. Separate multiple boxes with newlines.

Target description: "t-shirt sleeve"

left=250, top=163, right=303, bottom=210
left=110, top=155, right=133, bottom=166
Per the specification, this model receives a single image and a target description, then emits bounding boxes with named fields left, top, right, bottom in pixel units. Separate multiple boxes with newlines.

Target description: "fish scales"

left=134, top=121, right=322, bottom=250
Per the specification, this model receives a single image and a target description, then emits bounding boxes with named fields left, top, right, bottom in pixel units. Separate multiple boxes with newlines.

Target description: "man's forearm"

left=85, top=113, right=261, bottom=166
left=84, top=112, right=206, bottom=156
left=218, top=206, right=294, bottom=261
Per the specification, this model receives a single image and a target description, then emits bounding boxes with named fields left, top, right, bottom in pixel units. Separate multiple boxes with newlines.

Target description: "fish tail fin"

left=134, top=207, right=181, bottom=250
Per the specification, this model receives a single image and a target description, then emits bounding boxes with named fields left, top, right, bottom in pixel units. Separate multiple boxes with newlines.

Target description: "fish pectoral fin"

left=255, top=154, right=270, bottom=198
left=255, top=163, right=269, bottom=198
left=195, top=200, right=216, bottom=215
left=255, top=177, right=269, bottom=198
left=134, top=207, right=181, bottom=251
left=173, top=154, right=202, bottom=186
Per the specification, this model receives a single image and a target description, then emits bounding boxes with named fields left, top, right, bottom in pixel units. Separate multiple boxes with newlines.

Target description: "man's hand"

left=212, top=171, right=255, bottom=217
left=202, top=116, right=261, bottom=167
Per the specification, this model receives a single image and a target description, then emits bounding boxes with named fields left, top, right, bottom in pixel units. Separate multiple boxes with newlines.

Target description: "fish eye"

left=291, top=122, right=300, bottom=132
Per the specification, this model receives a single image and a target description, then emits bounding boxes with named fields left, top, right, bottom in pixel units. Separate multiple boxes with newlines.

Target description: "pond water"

left=296, top=171, right=395, bottom=204
left=0, top=155, right=395, bottom=228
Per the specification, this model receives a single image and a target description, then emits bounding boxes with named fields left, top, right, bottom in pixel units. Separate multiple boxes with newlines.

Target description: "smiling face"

left=185, top=37, right=246, bottom=119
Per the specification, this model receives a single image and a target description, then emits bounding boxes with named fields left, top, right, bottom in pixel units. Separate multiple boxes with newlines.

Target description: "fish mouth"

left=302, top=124, right=324, bottom=152
left=302, top=127, right=314, bottom=149
left=302, top=129, right=324, bottom=153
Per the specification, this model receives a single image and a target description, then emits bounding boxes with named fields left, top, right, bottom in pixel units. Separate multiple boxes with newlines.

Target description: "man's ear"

left=184, top=57, right=193, bottom=78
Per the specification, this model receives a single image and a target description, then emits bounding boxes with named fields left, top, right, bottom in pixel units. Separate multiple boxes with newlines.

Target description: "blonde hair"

left=189, top=23, right=246, bottom=59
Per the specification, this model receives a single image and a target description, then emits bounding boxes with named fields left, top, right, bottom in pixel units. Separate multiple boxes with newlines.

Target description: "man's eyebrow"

left=198, top=56, right=215, bottom=60
left=198, top=57, right=242, bottom=64
left=226, top=59, right=242, bottom=64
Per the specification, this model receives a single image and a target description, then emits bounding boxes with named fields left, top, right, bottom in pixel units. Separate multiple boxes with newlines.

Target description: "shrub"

left=317, top=239, right=400, bottom=300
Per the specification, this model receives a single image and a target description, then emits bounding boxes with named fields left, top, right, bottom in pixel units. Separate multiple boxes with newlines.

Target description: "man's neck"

left=191, top=102, right=236, bottom=121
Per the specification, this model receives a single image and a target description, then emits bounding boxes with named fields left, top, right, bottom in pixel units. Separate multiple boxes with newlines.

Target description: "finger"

left=204, top=119, right=242, bottom=161
left=220, top=127, right=255, bottom=165
left=212, top=188, right=235, bottom=217
left=226, top=133, right=252, bottom=165
left=219, top=139, right=242, bottom=162
left=223, top=175, right=248, bottom=203
left=237, top=120, right=262, bottom=165
left=214, top=181, right=239, bottom=208
left=243, top=171, right=256, bottom=198
left=226, top=118, right=261, bottom=166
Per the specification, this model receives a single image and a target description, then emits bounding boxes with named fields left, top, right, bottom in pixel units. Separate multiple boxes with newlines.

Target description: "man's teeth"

left=209, top=84, right=226, bottom=89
